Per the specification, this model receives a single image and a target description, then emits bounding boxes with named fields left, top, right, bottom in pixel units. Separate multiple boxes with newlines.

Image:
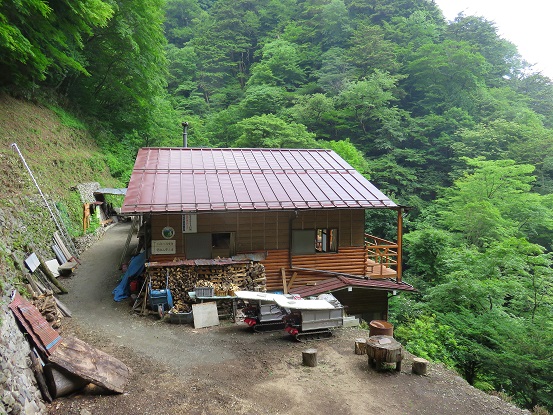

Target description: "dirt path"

left=47, top=223, right=530, bottom=415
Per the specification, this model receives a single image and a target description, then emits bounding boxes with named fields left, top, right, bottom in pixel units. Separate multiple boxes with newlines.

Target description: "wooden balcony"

left=365, top=234, right=401, bottom=281
left=256, top=235, right=402, bottom=291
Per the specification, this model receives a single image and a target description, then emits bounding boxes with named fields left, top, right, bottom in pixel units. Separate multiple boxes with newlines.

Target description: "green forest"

left=2, top=0, right=553, bottom=411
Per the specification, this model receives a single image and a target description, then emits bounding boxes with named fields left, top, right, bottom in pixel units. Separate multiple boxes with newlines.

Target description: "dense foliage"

left=2, top=0, right=553, bottom=410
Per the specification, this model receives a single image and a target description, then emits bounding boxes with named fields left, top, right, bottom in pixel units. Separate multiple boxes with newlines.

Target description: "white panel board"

left=46, top=259, right=60, bottom=277
left=234, top=291, right=283, bottom=302
left=274, top=297, right=335, bottom=310
left=192, top=302, right=219, bottom=329
left=24, top=253, right=40, bottom=273
left=151, top=240, right=176, bottom=255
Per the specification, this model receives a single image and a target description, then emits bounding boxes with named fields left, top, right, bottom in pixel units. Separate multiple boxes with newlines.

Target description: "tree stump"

left=366, top=335, right=403, bottom=372
left=302, top=348, right=318, bottom=367
left=412, top=357, right=429, bottom=376
left=355, top=338, right=367, bottom=355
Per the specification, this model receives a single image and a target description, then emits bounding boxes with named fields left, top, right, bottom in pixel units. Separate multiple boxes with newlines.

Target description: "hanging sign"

left=162, top=226, right=175, bottom=239
left=182, top=213, right=197, bottom=233
left=151, top=240, right=176, bottom=255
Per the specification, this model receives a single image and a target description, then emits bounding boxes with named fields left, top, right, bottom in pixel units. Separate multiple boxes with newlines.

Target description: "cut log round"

left=302, top=348, right=318, bottom=367
left=366, top=335, right=403, bottom=372
left=43, top=364, right=88, bottom=398
left=355, top=338, right=367, bottom=355
left=412, top=357, right=429, bottom=376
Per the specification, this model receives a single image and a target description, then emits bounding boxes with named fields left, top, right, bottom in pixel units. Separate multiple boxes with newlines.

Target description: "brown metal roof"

left=121, top=148, right=396, bottom=214
left=289, top=275, right=416, bottom=297
left=9, top=291, right=61, bottom=356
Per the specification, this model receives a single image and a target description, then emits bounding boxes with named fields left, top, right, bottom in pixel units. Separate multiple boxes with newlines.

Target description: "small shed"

left=121, top=147, right=414, bottom=317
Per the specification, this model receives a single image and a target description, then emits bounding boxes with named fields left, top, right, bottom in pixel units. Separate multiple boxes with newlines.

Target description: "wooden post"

left=302, top=348, right=317, bottom=367
left=29, top=350, right=52, bottom=403
left=287, top=272, right=297, bottom=292
left=412, top=357, right=428, bottom=375
left=355, top=338, right=367, bottom=355
left=37, top=253, right=68, bottom=294
left=281, top=267, right=288, bottom=294
left=396, top=208, right=403, bottom=283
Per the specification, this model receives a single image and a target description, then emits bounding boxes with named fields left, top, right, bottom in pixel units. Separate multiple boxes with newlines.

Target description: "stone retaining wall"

left=0, top=291, right=46, bottom=415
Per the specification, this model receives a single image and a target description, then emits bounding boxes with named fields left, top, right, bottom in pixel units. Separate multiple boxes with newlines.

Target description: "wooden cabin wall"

left=261, top=248, right=367, bottom=292
left=332, top=289, right=388, bottom=321
left=292, top=209, right=365, bottom=247
left=150, top=209, right=366, bottom=257
left=150, top=214, right=185, bottom=254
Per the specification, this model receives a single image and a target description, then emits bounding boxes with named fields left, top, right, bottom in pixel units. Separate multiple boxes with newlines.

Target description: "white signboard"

left=151, top=240, right=176, bottom=255
left=182, top=213, right=197, bottom=233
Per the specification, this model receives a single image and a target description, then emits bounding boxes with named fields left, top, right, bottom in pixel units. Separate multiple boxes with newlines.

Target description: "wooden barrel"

left=369, top=320, right=393, bottom=337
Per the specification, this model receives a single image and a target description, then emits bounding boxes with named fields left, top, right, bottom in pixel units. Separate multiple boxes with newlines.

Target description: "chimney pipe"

left=182, top=122, right=189, bottom=147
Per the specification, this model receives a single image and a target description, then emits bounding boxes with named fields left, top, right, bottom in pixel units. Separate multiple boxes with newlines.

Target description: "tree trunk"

left=37, top=253, right=68, bottom=294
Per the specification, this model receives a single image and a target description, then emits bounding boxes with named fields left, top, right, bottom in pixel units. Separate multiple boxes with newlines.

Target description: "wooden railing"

left=364, top=234, right=400, bottom=281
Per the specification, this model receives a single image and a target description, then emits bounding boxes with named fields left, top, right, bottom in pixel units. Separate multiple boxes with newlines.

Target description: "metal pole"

left=182, top=122, right=188, bottom=147
left=10, top=143, right=78, bottom=256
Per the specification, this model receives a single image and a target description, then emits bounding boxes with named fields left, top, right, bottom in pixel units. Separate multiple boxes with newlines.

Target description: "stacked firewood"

left=148, top=262, right=266, bottom=313
left=216, top=299, right=235, bottom=317
left=32, top=293, right=62, bottom=329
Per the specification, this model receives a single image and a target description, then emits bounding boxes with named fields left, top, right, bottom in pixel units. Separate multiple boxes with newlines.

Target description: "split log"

left=26, top=271, right=41, bottom=294
left=412, top=357, right=429, bottom=376
left=54, top=296, right=72, bottom=317
left=302, top=348, right=318, bottom=367
left=29, top=350, right=52, bottom=403
left=366, top=335, right=403, bottom=372
left=354, top=338, right=367, bottom=355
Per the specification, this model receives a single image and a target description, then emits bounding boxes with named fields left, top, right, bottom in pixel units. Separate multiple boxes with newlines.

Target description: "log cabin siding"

left=259, top=247, right=367, bottom=291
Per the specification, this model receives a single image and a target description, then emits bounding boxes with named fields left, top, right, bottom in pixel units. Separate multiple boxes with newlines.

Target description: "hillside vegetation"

left=0, top=93, right=121, bottom=289
left=2, top=0, right=553, bottom=411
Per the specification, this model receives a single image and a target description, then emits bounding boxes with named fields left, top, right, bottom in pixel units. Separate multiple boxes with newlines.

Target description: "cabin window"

left=292, top=228, right=338, bottom=255
left=212, top=232, right=235, bottom=258
left=291, top=230, right=316, bottom=255
left=316, top=228, right=338, bottom=253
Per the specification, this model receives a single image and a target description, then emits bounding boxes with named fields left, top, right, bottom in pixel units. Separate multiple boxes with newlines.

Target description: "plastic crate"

left=194, top=286, right=214, bottom=297
left=168, top=311, right=193, bottom=325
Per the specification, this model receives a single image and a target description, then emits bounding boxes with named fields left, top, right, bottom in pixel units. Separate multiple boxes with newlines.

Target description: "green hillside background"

left=1, top=0, right=553, bottom=411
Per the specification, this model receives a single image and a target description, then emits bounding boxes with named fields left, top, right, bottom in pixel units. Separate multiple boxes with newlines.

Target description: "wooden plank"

left=49, top=336, right=132, bottom=393
left=51, top=244, right=66, bottom=264
left=281, top=268, right=288, bottom=294
left=54, top=232, right=73, bottom=263
left=287, top=272, right=297, bottom=292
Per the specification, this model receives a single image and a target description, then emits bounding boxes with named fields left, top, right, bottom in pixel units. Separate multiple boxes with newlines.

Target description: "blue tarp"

left=112, top=251, right=146, bottom=301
